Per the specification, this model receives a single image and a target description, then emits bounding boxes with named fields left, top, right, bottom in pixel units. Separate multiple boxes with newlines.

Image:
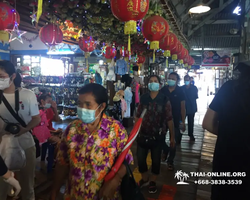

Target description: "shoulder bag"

left=2, top=90, right=41, bottom=158
left=120, top=160, right=145, bottom=200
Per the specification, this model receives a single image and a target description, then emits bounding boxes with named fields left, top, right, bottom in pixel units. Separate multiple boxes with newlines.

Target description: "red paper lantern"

left=159, top=32, right=178, bottom=51
left=188, top=56, right=195, bottom=65
left=111, top=0, right=149, bottom=35
left=183, top=54, right=190, bottom=64
left=137, top=55, right=145, bottom=64
left=78, top=36, right=96, bottom=52
left=178, top=47, right=188, bottom=60
left=0, top=2, right=20, bottom=30
left=103, top=46, right=116, bottom=59
left=142, top=15, right=169, bottom=50
left=172, top=41, right=183, bottom=55
left=39, top=24, right=63, bottom=46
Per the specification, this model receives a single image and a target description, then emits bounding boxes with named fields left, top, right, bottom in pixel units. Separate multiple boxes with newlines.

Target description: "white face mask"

left=0, top=78, right=11, bottom=90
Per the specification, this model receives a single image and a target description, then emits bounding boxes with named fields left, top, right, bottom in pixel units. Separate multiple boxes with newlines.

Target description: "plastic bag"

left=0, top=134, right=26, bottom=171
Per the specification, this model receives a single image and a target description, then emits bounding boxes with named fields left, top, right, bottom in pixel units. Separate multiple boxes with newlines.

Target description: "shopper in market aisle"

left=0, top=60, right=41, bottom=200
left=50, top=83, right=133, bottom=200
left=160, top=72, right=186, bottom=171
left=0, top=155, right=21, bottom=197
left=182, top=75, right=198, bottom=141
left=136, top=75, right=175, bottom=194
left=34, top=93, right=61, bottom=162
left=202, top=62, right=250, bottom=200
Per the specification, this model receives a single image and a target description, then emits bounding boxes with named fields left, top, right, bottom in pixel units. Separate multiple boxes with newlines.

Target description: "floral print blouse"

left=57, top=114, right=133, bottom=200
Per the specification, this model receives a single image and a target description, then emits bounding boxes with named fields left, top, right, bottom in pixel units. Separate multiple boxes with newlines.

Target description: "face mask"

left=167, top=79, right=176, bottom=87
left=44, top=103, right=51, bottom=109
left=185, top=81, right=190, bottom=85
left=77, top=105, right=102, bottom=124
left=0, top=78, right=11, bottom=90
left=148, top=82, right=160, bottom=91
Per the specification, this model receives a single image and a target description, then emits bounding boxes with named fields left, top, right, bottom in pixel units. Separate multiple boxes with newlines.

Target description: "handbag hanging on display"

left=121, top=160, right=145, bottom=200
left=2, top=89, right=41, bottom=158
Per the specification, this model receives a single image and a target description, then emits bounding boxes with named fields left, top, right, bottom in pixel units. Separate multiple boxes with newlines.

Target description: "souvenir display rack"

left=23, top=72, right=92, bottom=118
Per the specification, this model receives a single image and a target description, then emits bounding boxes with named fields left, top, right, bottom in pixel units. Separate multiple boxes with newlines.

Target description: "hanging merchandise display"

left=0, top=2, right=20, bottom=30
left=142, top=15, right=169, bottom=62
left=60, top=20, right=81, bottom=40
left=39, top=23, right=63, bottom=47
left=171, top=40, right=183, bottom=61
left=103, top=46, right=116, bottom=60
left=78, top=36, right=96, bottom=52
left=159, top=32, right=178, bottom=57
left=4, top=1, right=25, bottom=44
left=110, top=0, right=149, bottom=55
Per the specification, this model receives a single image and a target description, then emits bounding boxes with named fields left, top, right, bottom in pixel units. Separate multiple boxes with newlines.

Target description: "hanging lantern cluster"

left=111, top=0, right=149, bottom=56
left=78, top=36, right=96, bottom=53
left=39, top=24, right=63, bottom=47
left=0, top=2, right=20, bottom=31
left=159, top=32, right=178, bottom=58
left=142, top=15, right=169, bottom=62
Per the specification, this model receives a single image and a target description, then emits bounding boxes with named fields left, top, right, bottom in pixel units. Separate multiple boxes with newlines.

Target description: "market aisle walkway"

left=32, top=91, right=216, bottom=200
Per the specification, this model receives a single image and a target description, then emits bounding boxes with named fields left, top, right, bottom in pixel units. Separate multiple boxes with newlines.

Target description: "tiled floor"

left=10, top=91, right=217, bottom=200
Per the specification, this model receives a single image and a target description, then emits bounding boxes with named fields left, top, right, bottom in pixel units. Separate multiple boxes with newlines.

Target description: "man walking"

left=182, top=75, right=198, bottom=141
left=161, top=72, right=186, bottom=170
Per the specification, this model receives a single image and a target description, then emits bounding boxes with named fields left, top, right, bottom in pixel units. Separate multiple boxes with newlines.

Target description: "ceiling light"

left=189, top=5, right=211, bottom=14
left=233, top=6, right=241, bottom=15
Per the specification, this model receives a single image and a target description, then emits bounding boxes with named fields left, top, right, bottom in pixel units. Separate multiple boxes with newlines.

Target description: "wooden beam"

left=188, top=0, right=234, bottom=37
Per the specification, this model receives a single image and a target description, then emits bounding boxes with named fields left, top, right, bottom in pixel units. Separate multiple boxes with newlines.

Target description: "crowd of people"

left=0, top=59, right=249, bottom=200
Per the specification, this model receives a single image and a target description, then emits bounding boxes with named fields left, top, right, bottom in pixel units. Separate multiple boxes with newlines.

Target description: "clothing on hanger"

left=95, top=72, right=103, bottom=85
left=124, top=87, right=132, bottom=118
left=115, top=59, right=127, bottom=76
left=115, top=81, right=124, bottom=92
left=107, top=61, right=116, bottom=81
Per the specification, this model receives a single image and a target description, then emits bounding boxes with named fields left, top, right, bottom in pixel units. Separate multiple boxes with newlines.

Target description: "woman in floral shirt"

left=50, top=83, right=133, bottom=200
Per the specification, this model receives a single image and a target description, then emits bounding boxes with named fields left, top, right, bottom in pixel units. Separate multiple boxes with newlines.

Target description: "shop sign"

left=202, top=50, right=231, bottom=65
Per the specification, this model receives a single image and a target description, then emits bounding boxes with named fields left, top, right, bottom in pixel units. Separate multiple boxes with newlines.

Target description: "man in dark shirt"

left=182, top=75, right=198, bottom=141
left=161, top=72, right=186, bottom=170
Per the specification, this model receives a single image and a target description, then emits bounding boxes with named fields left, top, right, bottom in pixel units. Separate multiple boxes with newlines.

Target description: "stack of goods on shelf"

left=63, top=73, right=85, bottom=117
left=23, top=76, right=64, bottom=115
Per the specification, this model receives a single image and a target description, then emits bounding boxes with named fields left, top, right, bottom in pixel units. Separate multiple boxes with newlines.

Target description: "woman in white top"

left=0, top=60, right=41, bottom=200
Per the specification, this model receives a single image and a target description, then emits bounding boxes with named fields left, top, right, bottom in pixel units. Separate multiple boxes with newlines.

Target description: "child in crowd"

left=34, top=92, right=61, bottom=161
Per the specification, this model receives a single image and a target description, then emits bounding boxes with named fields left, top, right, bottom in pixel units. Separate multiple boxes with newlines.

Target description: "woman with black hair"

left=51, top=83, right=133, bottom=200
left=0, top=60, right=41, bottom=199
left=203, top=62, right=250, bottom=200
left=136, top=75, right=175, bottom=194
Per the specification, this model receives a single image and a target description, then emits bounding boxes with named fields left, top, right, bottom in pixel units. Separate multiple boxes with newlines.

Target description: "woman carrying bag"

left=136, top=75, right=175, bottom=194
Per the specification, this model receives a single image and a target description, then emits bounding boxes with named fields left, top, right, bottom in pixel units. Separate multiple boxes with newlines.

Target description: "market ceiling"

left=16, top=0, right=240, bottom=56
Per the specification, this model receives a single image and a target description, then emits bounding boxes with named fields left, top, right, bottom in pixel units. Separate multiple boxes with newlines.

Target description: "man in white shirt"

left=0, top=60, right=41, bottom=200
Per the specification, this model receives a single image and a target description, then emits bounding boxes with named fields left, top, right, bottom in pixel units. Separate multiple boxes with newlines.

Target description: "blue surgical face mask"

left=185, top=81, right=190, bottom=85
left=77, top=105, right=102, bottom=124
left=44, top=103, right=51, bottom=109
left=148, top=82, right=160, bottom=91
left=167, top=79, right=176, bottom=87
